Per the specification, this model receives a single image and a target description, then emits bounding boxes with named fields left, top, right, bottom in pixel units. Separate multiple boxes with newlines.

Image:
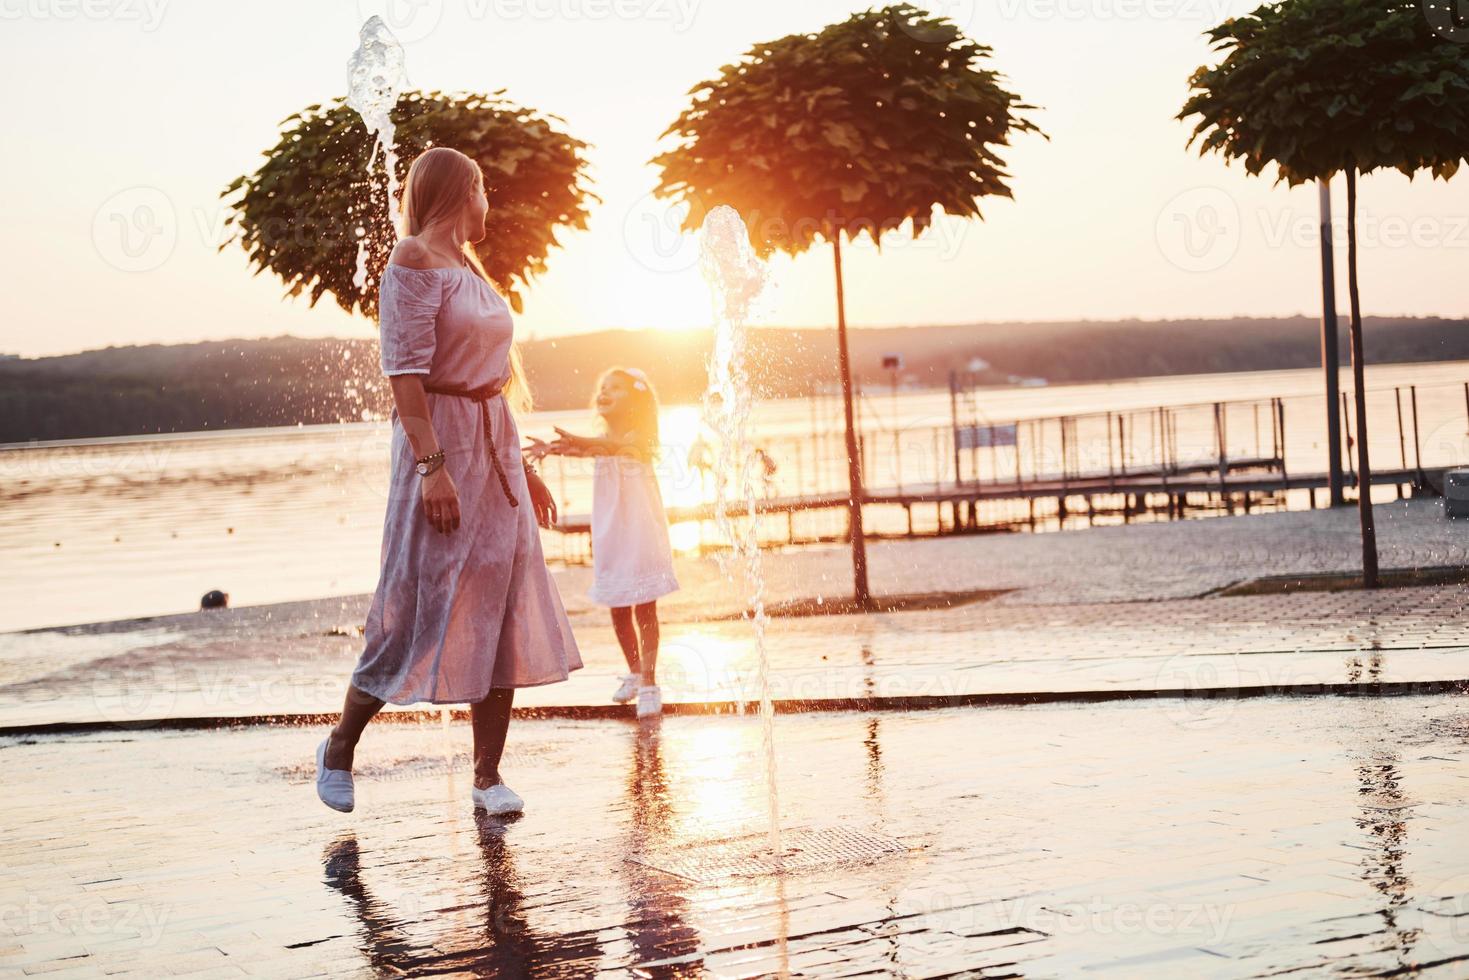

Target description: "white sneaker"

left=315, top=738, right=355, bottom=813
left=612, top=674, right=640, bottom=704
left=472, top=782, right=525, bottom=815
left=636, top=685, right=663, bottom=719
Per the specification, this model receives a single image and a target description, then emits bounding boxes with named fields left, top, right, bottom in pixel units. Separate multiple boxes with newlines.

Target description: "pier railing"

left=541, top=377, right=1469, bottom=553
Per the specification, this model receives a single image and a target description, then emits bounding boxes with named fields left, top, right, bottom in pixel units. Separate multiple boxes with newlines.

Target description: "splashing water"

left=699, top=205, right=782, bottom=855
left=346, top=16, right=407, bottom=292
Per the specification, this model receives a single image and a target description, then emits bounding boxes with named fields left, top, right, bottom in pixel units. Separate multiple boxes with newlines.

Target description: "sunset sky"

left=2, top=0, right=1466, bottom=358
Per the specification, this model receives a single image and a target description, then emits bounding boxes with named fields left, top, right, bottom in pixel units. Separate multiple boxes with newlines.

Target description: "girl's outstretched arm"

left=550, top=427, right=650, bottom=459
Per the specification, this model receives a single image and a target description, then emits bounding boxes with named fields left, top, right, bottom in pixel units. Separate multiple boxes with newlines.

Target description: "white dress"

left=587, top=454, right=680, bottom=607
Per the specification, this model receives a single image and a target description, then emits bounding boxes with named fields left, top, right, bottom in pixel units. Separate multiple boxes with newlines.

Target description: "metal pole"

left=1394, top=386, right=1408, bottom=499
left=1278, top=398, right=1288, bottom=480
left=1060, top=416, right=1069, bottom=489
left=1107, top=411, right=1116, bottom=489
left=1319, top=179, right=1345, bottom=506
left=949, top=371, right=961, bottom=489
left=1014, top=422, right=1023, bottom=489
left=1118, top=413, right=1128, bottom=475
left=1395, top=387, right=1407, bottom=470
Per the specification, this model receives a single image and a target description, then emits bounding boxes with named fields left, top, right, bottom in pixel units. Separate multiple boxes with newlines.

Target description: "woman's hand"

left=420, top=467, right=461, bottom=534
left=525, top=468, right=558, bottom=529
left=523, top=436, right=556, bottom=460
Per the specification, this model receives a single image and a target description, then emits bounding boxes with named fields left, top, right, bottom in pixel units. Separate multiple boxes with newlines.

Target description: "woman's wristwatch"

left=416, top=450, right=445, bottom=477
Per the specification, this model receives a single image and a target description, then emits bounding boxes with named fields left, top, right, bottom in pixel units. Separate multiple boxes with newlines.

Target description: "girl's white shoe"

left=612, top=674, right=640, bottom=704
left=636, top=685, right=663, bottom=718
left=315, top=738, right=355, bottom=813
left=472, top=782, right=525, bottom=815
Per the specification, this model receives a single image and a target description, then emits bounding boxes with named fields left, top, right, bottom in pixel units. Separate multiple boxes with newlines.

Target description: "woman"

left=316, top=146, right=582, bottom=816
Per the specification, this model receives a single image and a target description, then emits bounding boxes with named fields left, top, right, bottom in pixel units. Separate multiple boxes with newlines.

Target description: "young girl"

left=532, top=368, right=678, bottom=717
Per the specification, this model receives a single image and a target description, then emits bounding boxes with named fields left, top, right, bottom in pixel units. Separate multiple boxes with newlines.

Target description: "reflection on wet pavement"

left=5, top=696, right=1469, bottom=976
left=7, top=584, right=1469, bottom=730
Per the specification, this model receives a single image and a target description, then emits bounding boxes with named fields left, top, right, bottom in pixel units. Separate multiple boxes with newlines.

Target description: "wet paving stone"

left=6, top=500, right=1469, bottom=730
left=4, top=695, right=1469, bottom=976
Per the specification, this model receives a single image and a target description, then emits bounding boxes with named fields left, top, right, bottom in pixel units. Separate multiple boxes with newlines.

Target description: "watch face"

left=416, top=462, right=429, bottom=476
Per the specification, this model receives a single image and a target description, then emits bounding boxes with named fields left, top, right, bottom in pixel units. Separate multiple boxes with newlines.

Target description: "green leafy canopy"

left=652, top=3, right=1044, bottom=257
left=1180, top=0, right=1469, bottom=183
left=221, top=91, right=596, bottom=318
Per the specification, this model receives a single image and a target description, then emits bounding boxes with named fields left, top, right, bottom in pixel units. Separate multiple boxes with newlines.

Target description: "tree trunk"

left=1317, top=179, right=1344, bottom=507
left=832, top=235, right=871, bottom=607
left=1345, top=167, right=1379, bottom=589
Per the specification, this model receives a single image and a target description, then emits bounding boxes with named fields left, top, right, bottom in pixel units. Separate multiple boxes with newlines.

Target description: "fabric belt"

left=422, top=381, right=519, bottom=508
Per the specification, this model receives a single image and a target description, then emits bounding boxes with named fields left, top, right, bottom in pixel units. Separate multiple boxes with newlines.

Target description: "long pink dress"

left=351, top=263, right=582, bottom=705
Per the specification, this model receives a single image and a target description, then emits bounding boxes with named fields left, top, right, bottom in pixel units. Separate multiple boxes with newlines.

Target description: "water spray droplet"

left=346, top=16, right=408, bottom=293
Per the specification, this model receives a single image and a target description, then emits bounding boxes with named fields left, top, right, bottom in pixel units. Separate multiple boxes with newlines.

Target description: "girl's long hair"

left=398, top=146, right=532, bottom=414
left=596, top=368, right=660, bottom=458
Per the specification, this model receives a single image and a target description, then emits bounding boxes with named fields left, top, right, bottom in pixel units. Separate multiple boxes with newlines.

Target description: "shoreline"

left=5, top=355, right=1466, bottom=451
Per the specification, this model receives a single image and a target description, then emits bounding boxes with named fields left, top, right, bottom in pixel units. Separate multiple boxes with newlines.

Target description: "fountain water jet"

left=346, top=16, right=408, bottom=292
left=698, top=205, right=782, bottom=855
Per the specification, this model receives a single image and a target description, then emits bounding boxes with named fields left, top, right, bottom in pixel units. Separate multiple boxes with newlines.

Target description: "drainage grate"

left=627, top=826, right=911, bottom=883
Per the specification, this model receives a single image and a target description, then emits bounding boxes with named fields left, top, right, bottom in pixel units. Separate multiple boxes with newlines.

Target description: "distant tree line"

left=3, top=315, right=1465, bottom=443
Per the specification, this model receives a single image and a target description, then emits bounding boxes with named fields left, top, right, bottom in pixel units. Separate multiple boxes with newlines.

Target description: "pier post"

left=1394, top=387, right=1408, bottom=482
left=1411, top=385, right=1422, bottom=486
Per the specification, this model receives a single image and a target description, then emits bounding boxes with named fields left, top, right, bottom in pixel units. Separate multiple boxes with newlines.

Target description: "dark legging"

left=325, top=685, right=515, bottom=789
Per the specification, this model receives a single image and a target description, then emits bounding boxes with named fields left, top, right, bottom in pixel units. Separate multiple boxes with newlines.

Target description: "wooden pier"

left=543, top=379, right=1466, bottom=551
left=553, top=464, right=1448, bottom=539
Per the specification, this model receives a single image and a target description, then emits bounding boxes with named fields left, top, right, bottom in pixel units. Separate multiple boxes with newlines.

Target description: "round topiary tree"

left=1180, top=0, right=1469, bottom=588
left=653, top=3, right=1043, bottom=606
left=222, top=91, right=596, bottom=318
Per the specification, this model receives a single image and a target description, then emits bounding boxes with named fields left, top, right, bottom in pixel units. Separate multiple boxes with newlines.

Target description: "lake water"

left=4, top=360, right=1467, bottom=632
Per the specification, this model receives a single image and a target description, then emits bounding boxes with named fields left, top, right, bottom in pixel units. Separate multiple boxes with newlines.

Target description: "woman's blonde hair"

left=399, top=146, right=532, bottom=414
left=595, top=367, right=660, bottom=458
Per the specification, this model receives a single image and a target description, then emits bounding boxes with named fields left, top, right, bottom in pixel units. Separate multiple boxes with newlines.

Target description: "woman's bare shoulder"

left=388, top=237, right=437, bottom=270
